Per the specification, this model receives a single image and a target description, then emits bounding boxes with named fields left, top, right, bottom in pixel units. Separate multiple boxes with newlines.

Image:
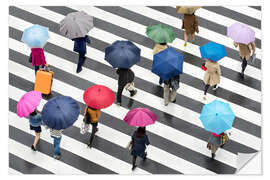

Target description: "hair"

left=159, top=42, right=167, bottom=45
left=30, top=109, right=37, bottom=116
left=88, top=106, right=98, bottom=111
left=136, top=127, right=146, bottom=138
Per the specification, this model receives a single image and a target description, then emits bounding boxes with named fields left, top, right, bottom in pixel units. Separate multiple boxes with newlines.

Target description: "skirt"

left=30, top=125, right=42, bottom=133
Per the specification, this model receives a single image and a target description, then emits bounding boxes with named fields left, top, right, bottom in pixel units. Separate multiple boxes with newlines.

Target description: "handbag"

left=29, top=53, right=32, bottom=63
left=221, top=133, right=229, bottom=145
left=83, top=107, right=91, bottom=124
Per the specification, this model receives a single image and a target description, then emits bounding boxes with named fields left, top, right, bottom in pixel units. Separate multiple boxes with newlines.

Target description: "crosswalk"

left=8, top=5, right=261, bottom=174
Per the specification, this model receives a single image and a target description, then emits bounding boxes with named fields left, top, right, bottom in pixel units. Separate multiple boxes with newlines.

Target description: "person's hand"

left=45, top=63, right=49, bottom=67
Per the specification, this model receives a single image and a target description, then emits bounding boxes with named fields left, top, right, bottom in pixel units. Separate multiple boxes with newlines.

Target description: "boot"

left=211, top=153, right=215, bottom=159
left=143, top=153, right=147, bottom=161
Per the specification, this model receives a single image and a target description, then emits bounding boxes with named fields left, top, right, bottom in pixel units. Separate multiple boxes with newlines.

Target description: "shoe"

left=164, top=101, right=169, bottom=106
left=203, top=95, right=206, bottom=101
left=184, top=42, right=187, bottom=47
left=76, top=67, right=82, bottom=73
left=212, top=85, right=219, bottom=91
left=171, top=99, right=176, bottom=103
left=220, top=144, right=225, bottom=148
left=211, top=153, right=215, bottom=159
left=116, top=102, right=121, bottom=106
left=239, top=72, right=244, bottom=78
left=143, top=153, right=147, bottom=161
left=53, top=153, right=61, bottom=160
left=191, top=39, right=195, bottom=43
left=130, top=90, right=137, bottom=97
left=31, top=145, right=36, bottom=151
left=132, top=165, right=137, bottom=171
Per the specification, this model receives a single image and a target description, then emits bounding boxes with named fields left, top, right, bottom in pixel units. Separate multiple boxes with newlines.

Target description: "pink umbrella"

left=17, top=91, right=42, bottom=118
left=124, top=108, right=157, bottom=127
left=227, top=22, right=255, bottom=45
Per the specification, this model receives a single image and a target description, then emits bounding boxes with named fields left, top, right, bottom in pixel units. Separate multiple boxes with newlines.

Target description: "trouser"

left=89, top=122, right=98, bottom=145
left=241, top=58, right=248, bottom=74
left=164, top=84, right=177, bottom=104
left=77, top=53, right=86, bottom=71
left=51, top=136, right=62, bottom=156
left=34, top=65, right=45, bottom=76
left=117, top=84, right=136, bottom=103
left=204, top=84, right=217, bottom=95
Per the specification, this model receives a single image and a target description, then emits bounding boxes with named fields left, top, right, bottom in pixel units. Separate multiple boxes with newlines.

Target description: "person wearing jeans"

left=45, top=126, right=63, bottom=160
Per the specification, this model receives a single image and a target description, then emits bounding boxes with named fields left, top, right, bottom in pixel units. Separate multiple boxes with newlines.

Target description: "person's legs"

left=52, top=136, right=62, bottom=157
left=241, top=58, right=248, bottom=77
left=184, top=31, right=188, bottom=46
left=212, top=84, right=218, bottom=91
left=190, top=33, right=195, bottom=43
left=211, top=146, right=218, bottom=159
left=204, top=84, right=210, bottom=95
left=163, top=84, right=170, bottom=106
left=132, top=155, right=137, bottom=170
left=170, top=90, right=177, bottom=103
left=33, top=132, right=40, bottom=149
left=34, top=66, right=39, bottom=76
left=117, top=84, right=125, bottom=105
left=76, top=53, right=85, bottom=73
left=88, top=123, right=98, bottom=147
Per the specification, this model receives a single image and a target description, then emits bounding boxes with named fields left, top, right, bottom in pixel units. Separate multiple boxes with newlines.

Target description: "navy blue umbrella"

left=152, top=47, right=184, bottom=81
left=105, top=40, right=141, bottom=68
left=41, top=96, right=80, bottom=130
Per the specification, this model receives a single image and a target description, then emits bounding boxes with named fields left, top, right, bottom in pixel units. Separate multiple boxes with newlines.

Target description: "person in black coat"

left=72, top=35, right=91, bottom=73
left=130, top=127, right=150, bottom=170
left=116, top=68, right=137, bottom=106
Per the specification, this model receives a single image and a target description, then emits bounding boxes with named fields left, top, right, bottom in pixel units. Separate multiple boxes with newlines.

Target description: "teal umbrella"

left=146, top=24, right=177, bottom=43
left=200, top=100, right=235, bottom=134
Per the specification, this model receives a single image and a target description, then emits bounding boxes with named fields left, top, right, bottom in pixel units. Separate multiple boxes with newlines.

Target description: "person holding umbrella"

left=200, top=100, right=235, bottom=159
left=83, top=85, right=115, bottom=147
left=21, top=24, right=49, bottom=75
left=17, top=91, right=43, bottom=151
left=41, top=96, right=80, bottom=159
left=176, top=6, right=201, bottom=46
left=124, top=108, right=157, bottom=170
left=227, top=23, right=256, bottom=78
left=60, top=11, right=93, bottom=73
left=200, top=42, right=227, bottom=100
left=152, top=47, right=184, bottom=106
left=105, top=40, right=141, bottom=106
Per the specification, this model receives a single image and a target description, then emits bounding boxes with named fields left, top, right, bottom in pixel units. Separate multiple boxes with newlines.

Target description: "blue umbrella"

left=152, top=47, right=184, bottom=81
left=41, top=96, right=80, bottom=130
left=105, top=40, right=141, bottom=68
left=21, top=24, right=50, bottom=48
left=200, top=99, right=235, bottom=134
left=200, top=42, right=227, bottom=62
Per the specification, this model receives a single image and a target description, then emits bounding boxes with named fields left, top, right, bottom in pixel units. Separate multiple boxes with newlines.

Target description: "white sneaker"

left=212, top=85, right=219, bottom=91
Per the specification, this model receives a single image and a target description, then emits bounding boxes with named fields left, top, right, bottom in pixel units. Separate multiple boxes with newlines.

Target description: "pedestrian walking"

left=203, top=60, right=221, bottom=100
left=72, top=35, right=91, bottom=73
left=29, top=109, right=42, bottom=151
left=181, top=13, right=199, bottom=46
left=83, top=105, right=101, bottom=148
left=207, top=132, right=229, bottom=159
left=128, top=127, right=150, bottom=171
left=163, top=75, right=180, bottom=106
left=116, top=68, right=137, bottom=106
left=30, top=48, right=48, bottom=75
left=47, top=127, right=64, bottom=160
left=233, top=41, right=256, bottom=78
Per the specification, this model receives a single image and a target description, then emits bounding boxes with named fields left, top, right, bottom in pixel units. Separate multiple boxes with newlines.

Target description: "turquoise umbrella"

left=200, top=99, right=235, bottom=134
left=200, top=42, right=227, bottom=62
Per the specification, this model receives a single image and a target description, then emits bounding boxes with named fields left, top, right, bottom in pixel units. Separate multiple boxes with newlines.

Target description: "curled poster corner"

left=235, top=151, right=259, bottom=174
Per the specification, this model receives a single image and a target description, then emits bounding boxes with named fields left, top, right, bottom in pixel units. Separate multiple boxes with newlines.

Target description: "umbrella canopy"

left=21, top=24, right=49, bottom=48
left=176, top=6, right=201, bottom=14
left=41, top=96, right=80, bottom=130
left=200, top=99, right=235, bottom=134
left=83, top=85, right=115, bottom=109
left=105, top=40, right=141, bottom=68
left=200, top=42, right=227, bottom=62
left=146, top=24, right=177, bottom=43
left=17, top=91, right=42, bottom=118
left=152, top=47, right=184, bottom=80
left=60, top=11, right=94, bottom=39
left=124, top=108, right=157, bottom=127
left=227, top=22, right=255, bottom=45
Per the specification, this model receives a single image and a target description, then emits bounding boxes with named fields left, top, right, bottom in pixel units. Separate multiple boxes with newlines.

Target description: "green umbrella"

left=146, top=24, right=177, bottom=43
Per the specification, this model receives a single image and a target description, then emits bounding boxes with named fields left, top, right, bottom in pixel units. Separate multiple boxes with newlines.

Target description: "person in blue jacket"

left=130, top=127, right=150, bottom=170
left=72, top=35, right=91, bottom=73
left=29, top=109, right=42, bottom=151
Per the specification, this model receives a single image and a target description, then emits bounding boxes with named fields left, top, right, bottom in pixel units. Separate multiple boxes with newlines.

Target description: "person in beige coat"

left=203, top=60, right=221, bottom=100
left=234, top=41, right=255, bottom=78
left=182, top=13, right=199, bottom=46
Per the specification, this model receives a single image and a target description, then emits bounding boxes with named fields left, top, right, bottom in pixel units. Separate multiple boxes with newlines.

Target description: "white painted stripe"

left=10, top=7, right=262, bottom=102
left=8, top=51, right=261, bottom=152
left=9, top=85, right=232, bottom=172
left=222, top=6, right=261, bottom=21
left=9, top=139, right=85, bottom=174
left=8, top=13, right=262, bottom=127
left=8, top=168, right=22, bottom=175
left=8, top=112, right=150, bottom=174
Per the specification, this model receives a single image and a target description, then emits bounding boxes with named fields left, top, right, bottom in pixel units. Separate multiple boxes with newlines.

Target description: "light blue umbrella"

left=200, top=99, right=235, bottom=134
left=21, top=24, right=50, bottom=48
left=200, top=42, right=227, bottom=62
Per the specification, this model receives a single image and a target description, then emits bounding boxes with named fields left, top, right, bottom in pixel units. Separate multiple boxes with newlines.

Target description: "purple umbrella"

left=227, top=23, right=255, bottom=45
left=124, top=108, right=157, bottom=127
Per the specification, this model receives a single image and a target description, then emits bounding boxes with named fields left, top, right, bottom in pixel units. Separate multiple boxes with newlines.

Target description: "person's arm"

left=217, top=63, right=221, bottom=76
left=85, top=35, right=91, bottom=44
left=233, top=42, right=238, bottom=48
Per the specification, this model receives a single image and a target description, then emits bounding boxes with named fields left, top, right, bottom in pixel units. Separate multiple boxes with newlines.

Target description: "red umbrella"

left=83, top=85, right=115, bottom=109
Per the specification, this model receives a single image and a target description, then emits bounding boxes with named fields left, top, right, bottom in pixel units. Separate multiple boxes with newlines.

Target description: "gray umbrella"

left=60, top=11, right=94, bottom=39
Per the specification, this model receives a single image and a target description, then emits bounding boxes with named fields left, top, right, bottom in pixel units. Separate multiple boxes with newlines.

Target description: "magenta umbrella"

left=17, top=91, right=42, bottom=118
left=123, top=108, right=157, bottom=127
left=227, top=23, right=255, bottom=45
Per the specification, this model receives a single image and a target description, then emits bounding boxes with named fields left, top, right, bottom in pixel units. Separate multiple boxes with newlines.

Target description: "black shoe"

left=53, top=153, right=61, bottom=160
left=239, top=72, right=244, bottom=78
left=76, top=67, right=82, bottom=73
left=87, top=142, right=92, bottom=148
left=130, top=90, right=137, bottom=97
left=116, top=102, right=121, bottom=106
left=31, top=145, right=36, bottom=151
left=172, top=99, right=176, bottom=103
left=211, top=153, right=216, bottom=159
left=132, top=165, right=137, bottom=171
left=220, top=144, right=225, bottom=148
